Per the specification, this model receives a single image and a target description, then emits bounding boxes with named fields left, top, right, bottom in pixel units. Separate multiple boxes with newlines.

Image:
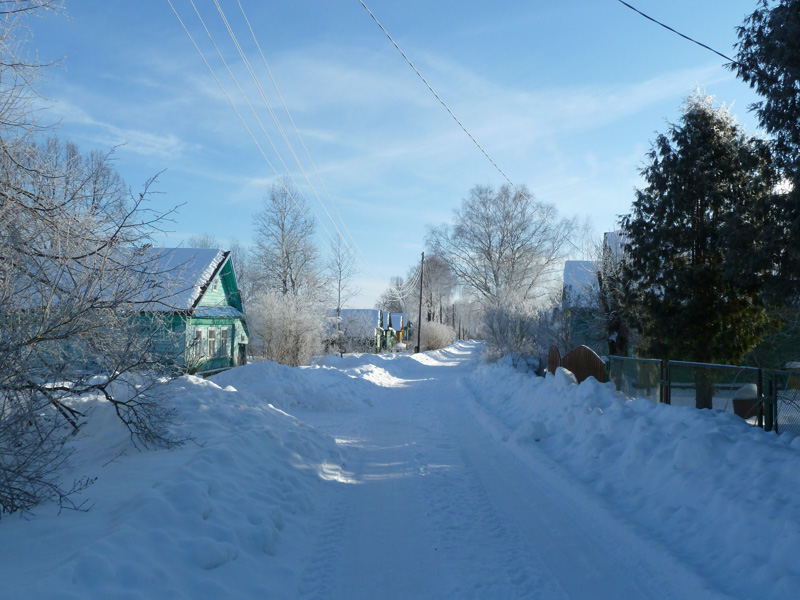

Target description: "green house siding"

left=200, top=274, right=228, bottom=307
left=140, top=249, right=250, bottom=375
left=184, top=316, right=249, bottom=374
left=181, top=257, right=249, bottom=374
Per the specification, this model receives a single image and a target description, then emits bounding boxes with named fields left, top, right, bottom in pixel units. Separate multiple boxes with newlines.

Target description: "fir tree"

left=621, top=94, right=779, bottom=405
left=732, top=0, right=800, bottom=305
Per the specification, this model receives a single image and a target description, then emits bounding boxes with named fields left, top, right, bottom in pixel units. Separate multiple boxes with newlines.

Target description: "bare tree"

left=252, top=181, right=322, bottom=298
left=427, top=184, right=575, bottom=306
left=185, top=232, right=221, bottom=248
left=0, top=2, right=185, bottom=516
left=326, top=234, right=360, bottom=353
left=248, top=181, right=327, bottom=365
left=328, top=234, right=360, bottom=322
left=402, top=254, right=456, bottom=325
left=1, top=137, right=185, bottom=516
left=376, top=276, right=408, bottom=313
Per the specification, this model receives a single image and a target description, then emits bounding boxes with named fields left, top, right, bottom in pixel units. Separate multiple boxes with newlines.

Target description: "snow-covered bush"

left=482, top=302, right=544, bottom=365
left=248, top=292, right=324, bottom=367
left=420, top=322, right=456, bottom=351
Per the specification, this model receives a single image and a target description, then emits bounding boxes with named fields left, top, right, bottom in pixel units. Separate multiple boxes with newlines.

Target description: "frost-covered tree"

left=247, top=292, right=323, bottom=366
left=327, top=234, right=359, bottom=325
left=0, top=136, right=187, bottom=514
left=427, top=184, right=575, bottom=306
left=376, top=276, right=407, bottom=314
left=427, top=184, right=574, bottom=360
left=252, top=181, right=323, bottom=299
left=732, top=0, right=800, bottom=305
left=248, top=181, right=327, bottom=365
left=401, top=254, right=456, bottom=327
left=621, top=94, right=779, bottom=405
left=0, top=2, right=186, bottom=516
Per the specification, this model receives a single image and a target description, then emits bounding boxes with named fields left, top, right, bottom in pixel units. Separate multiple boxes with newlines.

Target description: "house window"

left=192, top=328, right=204, bottom=358
left=212, top=278, right=219, bottom=292
left=208, top=328, right=217, bottom=357
left=220, top=326, right=230, bottom=357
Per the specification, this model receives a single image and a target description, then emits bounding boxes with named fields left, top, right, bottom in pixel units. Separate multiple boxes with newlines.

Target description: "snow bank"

left=0, top=371, right=345, bottom=600
left=470, top=363, right=800, bottom=598
left=212, top=359, right=377, bottom=410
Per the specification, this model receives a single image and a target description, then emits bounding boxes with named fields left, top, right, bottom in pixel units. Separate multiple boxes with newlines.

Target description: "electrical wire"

left=181, top=0, right=341, bottom=259
left=170, top=0, right=368, bottom=277
left=213, top=0, right=347, bottom=251
left=235, top=0, right=374, bottom=276
left=616, top=0, right=739, bottom=66
left=357, top=0, right=582, bottom=255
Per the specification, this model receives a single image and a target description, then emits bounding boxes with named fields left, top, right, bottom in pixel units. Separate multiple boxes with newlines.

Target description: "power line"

left=170, top=0, right=371, bottom=278
left=616, top=0, right=739, bottom=66
left=357, top=0, right=581, bottom=255
left=174, top=0, right=342, bottom=260
left=232, top=0, right=375, bottom=277
left=235, top=0, right=371, bottom=271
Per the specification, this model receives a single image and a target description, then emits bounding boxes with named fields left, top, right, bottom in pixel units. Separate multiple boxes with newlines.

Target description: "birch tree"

left=427, top=184, right=575, bottom=306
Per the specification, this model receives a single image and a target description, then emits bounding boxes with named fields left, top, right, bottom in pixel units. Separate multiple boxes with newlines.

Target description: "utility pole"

left=415, top=252, right=424, bottom=353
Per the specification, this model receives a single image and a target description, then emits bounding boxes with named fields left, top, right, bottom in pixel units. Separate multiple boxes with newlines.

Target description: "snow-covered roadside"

left=469, top=359, right=800, bottom=598
left=2, top=342, right=800, bottom=599
left=0, top=370, right=355, bottom=600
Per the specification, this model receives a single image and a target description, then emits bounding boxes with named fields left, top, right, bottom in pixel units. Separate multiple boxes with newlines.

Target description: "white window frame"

left=208, top=327, right=218, bottom=357
left=220, top=326, right=230, bottom=357
left=192, top=328, right=204, bottom=359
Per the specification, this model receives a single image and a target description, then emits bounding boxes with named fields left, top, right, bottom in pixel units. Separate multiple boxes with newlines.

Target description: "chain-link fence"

left=605, top=355, right=800, bottom=435
left=665, top=361, right=762, bottom=422
left=607, top=356, right=661, bottom=403
left=767, top=370, right=800, bottom=436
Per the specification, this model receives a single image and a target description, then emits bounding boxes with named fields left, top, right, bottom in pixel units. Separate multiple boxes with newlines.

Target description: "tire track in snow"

left=296, top=482, right=353, bottom=600
left=412, top=389, right=567, bottom=600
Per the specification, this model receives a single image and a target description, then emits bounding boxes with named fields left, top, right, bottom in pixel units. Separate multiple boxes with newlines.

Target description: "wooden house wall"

left=184, top=316, right=248, bottom=373
left=183, top=261, right=248, bottom=374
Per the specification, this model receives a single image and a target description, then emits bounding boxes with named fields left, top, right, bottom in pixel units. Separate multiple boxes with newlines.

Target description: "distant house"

left=559, top=260, right=602, bottom=354
left=327, top=309, right=411, bottom=353
left=562, top=260, right=597, bottom=309
left=140, top=248, right=249, bottom=374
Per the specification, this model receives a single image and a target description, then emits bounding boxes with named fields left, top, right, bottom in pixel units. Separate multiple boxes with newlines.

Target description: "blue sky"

left=34, top=1, right=763, bottom=306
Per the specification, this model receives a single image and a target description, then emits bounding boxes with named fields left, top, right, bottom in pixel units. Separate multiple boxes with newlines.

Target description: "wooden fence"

left=548, top=345, right=606, bottom=384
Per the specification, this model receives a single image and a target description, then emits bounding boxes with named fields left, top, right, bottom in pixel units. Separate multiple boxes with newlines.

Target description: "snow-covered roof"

left=135, top=247, right=228, bottom=312
left=603, top=231, right=628, bottom=261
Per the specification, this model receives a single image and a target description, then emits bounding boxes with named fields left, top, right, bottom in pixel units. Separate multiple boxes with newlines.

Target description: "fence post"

left=661, top=360, right=671, bottom=405
left=764, top=371, right=775, bottom=433
left=757, top=368, right=764, bottom=429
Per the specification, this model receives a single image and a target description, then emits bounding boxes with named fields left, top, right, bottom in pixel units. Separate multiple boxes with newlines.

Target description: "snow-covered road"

left=294, top=344, right=728, bottom=599
left=4, top=340, right=799, bottom=599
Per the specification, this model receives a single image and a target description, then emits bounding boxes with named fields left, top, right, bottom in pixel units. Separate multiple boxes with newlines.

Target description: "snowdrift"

left=2, top=342, right=799, bottom=599
left=469, top=360, right=800, bottom=598
left=0, top=371, right=346, bottom=599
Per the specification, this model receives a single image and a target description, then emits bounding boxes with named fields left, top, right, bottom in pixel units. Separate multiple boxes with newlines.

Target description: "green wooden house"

left=142, top=248, right=249, bottom=375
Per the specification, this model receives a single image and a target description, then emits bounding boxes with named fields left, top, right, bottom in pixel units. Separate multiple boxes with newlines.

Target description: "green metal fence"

left=606, top=356, right=800, bottom=435
left=665, top=361, right=762, bottom=418
left=607, top=356, right=661, bottom=404
left=767, top=370, right=800, bottom=436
